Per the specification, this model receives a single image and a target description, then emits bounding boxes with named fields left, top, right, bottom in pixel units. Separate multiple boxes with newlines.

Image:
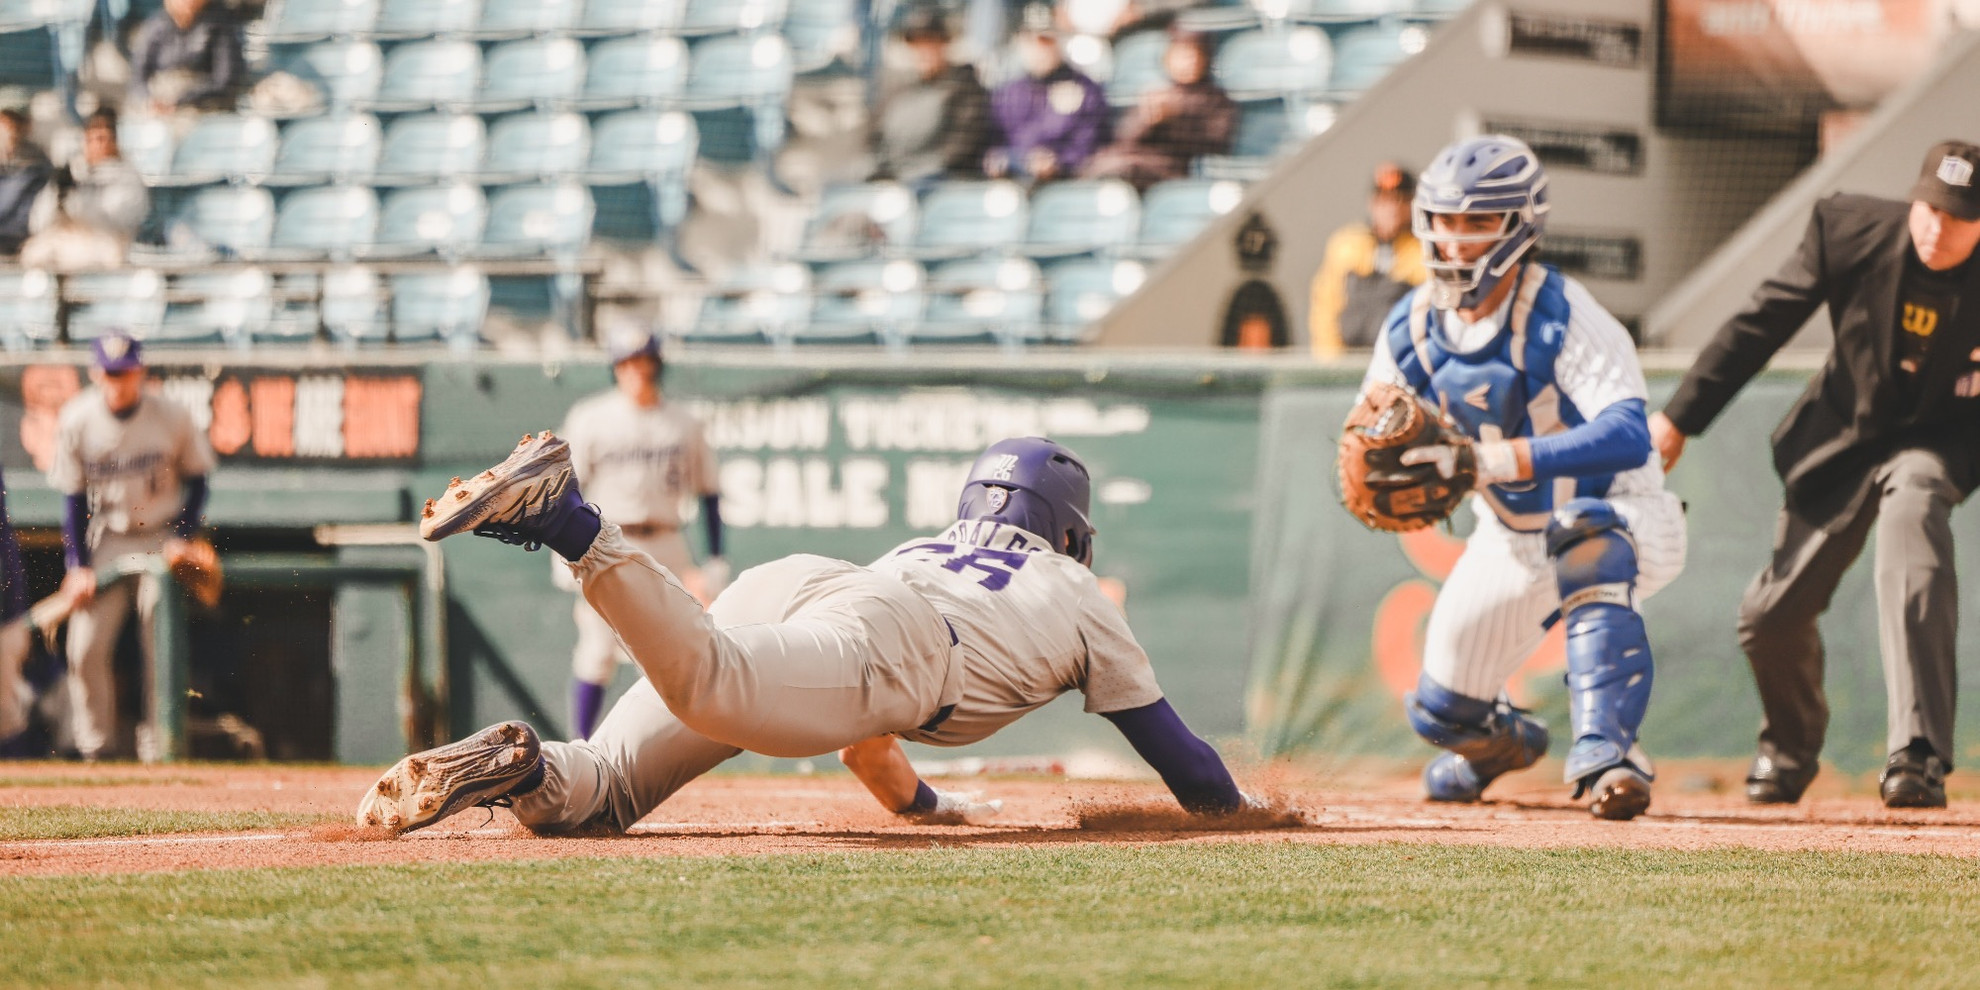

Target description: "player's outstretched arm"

left=839, top=736, right=1002, bottom=825
left=1101, top=698, right=1242, bottom=814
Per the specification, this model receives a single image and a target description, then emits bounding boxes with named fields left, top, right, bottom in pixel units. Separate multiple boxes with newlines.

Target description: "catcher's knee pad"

left=1547, top=499, right=1654, bottom=786
left=1406, top=674, right=1549, bottom=787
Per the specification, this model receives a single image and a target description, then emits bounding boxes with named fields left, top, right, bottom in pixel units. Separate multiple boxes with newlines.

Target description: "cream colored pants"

left=514, top=523, right=962, bottom=832
left=568, top=529, right=694, bottom=686
left=67, top=571, right=164, bottom=761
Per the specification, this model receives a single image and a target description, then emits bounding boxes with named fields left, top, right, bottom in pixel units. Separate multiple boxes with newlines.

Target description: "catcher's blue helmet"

left=1412, top=134, right=1549, bottom=310
left=956, top=437, right=1095, bottom=566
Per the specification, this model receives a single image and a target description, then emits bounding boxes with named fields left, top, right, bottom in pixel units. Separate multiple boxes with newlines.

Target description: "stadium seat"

left=65, top=270, right=166, bottom=342
left=469, top=0, right=581, bottom=39
left=268, top=113, right=383, bottom=185
left=390, top=266, right=490, bottom=346
left=1106, top=29, right=1168, bottom=107
left=261, top=0, right=380, bottom=43
left=162, top=185, right=277, bottom=257
left=159, top=269, right=273, bottom=347
left=372, top=112, right=486, bottom=185
left=683, top=34, right=794, bottom=108
left=1229, top=97, right=1291, bottom=159
left=1214, top=27, right=1333, bottom=99
left=368, top=0, right=478, bottom=40
left=0, top=268, right=58, bottom=346
left=266, top=266, right=385, bottom=344
left=478, top=111, right=589, bottom=183
left=264, top=40, right=384, bottom=114
left=362, top=39, right=480, bottom=111
left=918, top=255, right=1044, bottom=344
left=911, top=181, right=1028, bottom=260
left=268, top=184, right=380, bottom=260
left=573, top=0, right=683, bottom=36
left=0, top=0, right=90, bottom=32
left=1134, top=178, right=1244, bottom=254
left=795, top=182, right=915, bottom=262
left=155, top=113, right=278, bottom=186
left=1327, top=21, right=1419, bottom=94
left=587, top=110, right=697, bottom=237
left=118, top=114, right=175, bottom=184
left=1042, top=258, right=1145, bottom=341
left=785, top=0, right=858, bottom=73
left=479, top=183, right=594, bottom=256
left=573, top=35, right=689, bottom=111
left=1021, top=179, right=1139, bottom=258
left=1408, top=0, right=1468, bottom=17
left=804, top=259, right=922, bottom=344
left=472, top=37, right=585, bottom=112
left=690, top=263, right=810, bottom=343
left=1274, top=0, right=1392, bottom=23
left=370, top=183, right=487, bottom=257
left=677, top=0, right=788, bottom=36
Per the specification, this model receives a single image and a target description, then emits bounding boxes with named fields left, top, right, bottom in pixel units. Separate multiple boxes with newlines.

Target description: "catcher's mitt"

left=1337, top=381, right=1475, bottom=533
left=167, top=536, right=225, bottom=609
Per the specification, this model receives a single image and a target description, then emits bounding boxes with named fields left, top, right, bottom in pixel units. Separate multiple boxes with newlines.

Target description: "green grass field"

left=3, top=844, right=1974, bottom=988
left=0, top=807, right=336, bottom=841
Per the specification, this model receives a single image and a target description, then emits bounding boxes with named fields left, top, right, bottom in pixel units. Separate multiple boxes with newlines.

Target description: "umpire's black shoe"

left=1880, top=742, right=1948, bottom=809
left=1745, top=753, right=1817, bottom=804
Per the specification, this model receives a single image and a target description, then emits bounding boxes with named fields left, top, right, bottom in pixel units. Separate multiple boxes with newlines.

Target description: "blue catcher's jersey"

left=1376, top=263, right=1617, bottom=531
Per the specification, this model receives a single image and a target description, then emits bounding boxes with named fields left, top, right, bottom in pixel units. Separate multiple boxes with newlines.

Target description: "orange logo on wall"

left=1371, top=526, right=1566, bottom=705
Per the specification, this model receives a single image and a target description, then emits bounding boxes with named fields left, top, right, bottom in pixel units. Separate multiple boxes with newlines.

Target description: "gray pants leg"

left=64, top=574, right=160, bottom=760
left=1737, top=449, right=1960, bottom=769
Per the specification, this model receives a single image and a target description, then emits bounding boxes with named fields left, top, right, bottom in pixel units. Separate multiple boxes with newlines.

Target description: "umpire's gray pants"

left=1738, top=448, right=1960, bottom=770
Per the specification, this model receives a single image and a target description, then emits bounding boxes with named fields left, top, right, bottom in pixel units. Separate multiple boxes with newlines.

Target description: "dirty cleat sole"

left=419, top=432, right=574, bottom=542
left=1587, top=766, right=1651, bottom=821
left=356, top=721, right=541, bottom=834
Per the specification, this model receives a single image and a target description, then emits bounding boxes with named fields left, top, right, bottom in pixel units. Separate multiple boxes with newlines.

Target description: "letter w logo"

left=1903, top=303, right=1939, bottom=338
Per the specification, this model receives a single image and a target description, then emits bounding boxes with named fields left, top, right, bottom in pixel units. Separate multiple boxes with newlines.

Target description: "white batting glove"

left=698, top=557, right=731, bottom=600
left=908, top=788, right=1004, bottom=826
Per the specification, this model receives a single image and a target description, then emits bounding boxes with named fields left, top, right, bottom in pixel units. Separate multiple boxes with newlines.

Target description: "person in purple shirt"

left=985, top=6, right=1108, bottom=183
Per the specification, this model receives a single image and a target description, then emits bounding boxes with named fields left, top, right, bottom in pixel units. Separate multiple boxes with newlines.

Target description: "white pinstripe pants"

left=1422, top=490, right=1687, bottom=701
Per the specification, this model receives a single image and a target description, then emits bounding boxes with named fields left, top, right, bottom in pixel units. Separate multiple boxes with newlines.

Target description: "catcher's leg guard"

left=1406, top=674, right=1550, bottom=802
left=1547, top=499, right=1655, bottom=795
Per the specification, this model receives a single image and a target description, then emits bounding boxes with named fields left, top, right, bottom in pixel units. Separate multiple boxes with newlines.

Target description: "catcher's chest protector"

left=1386, top=264, right=1618, bottom=528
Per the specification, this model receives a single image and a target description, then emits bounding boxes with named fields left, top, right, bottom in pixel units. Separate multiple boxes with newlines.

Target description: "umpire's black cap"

left=1911, top=140, right=1980, bottom=222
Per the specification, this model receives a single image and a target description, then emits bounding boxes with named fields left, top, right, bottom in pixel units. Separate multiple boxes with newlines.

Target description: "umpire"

left=1651, top=140, right=1980, bottom=809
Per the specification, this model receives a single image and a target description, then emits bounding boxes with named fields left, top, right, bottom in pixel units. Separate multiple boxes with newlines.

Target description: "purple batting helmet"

left=956, top=436, right=1095, bottom=565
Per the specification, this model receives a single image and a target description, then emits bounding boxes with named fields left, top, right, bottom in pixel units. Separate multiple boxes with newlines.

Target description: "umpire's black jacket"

left=1665, top=193, right=1980, bottom=530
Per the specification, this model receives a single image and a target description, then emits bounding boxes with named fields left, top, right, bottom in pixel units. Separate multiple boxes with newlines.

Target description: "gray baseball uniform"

left=48, top=388, right=215, bottom=761
left=559, top=390, right=719, bottom=685
left=511, top=518, right=1163, bottom=832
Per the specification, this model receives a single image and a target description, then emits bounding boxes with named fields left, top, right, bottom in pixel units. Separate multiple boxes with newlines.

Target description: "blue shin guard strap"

left=1548, top=499, right=1654, bottom=784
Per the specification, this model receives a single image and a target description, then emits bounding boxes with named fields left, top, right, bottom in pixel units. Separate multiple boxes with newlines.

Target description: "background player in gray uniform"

left=557, top=329, right=723, bottom=739
left=358, top=435, right=1250, bottom=834
left=48, top=333, right=215, bottom=762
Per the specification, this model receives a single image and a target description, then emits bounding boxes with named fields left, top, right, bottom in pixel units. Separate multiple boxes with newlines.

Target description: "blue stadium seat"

left=262, top=0, right=380, bottom=43
left=265, top=40, right=384, bottom=113
left=1407, top=0, right=1468, bottom=17
left=1106, top=29, right=1169, bottom=108
left=1022, top=179, right=1139, bottom=258
left=472, top=36, right=585, bottom=112
left=575, top=35, right=689, bottom=111
left=371, top=183, right=487, bottom=257
left=479, top=111, right=589, bottom=183
left=795, top=181, right=916, bottom=262
left=678, top=0, right=788, bottom=36
left=785, top=0, right=858, bottom=73
left=0, top=268, right=58, bottom=347
left=362, top=39, right=480, bottom=111
left=368, top=0, right=478, bottom=40
left=162, top=185, right=276, bottom=257
left=919, top=256, right=1044, bottom=344
left=1214, top=27, right=1333, bottom=98
left=911, top=180, right=1027, bottom=260
left=1229, top=97, right=1290, bottom=159
left=159, top=270, right=273, bottom=347
left=65, top=270, right=166, bottom=342
left=1327, top=21, right=1418, bottom=94
left=156, top=113, right=278, bottom=186
left=683, top=34, right=793, bottom=108
left=1042, top=258, right=1144, bottom=341
left=587, top=110, right=697, bottom=238
left=573, top=0, right=682, bottom=36
left=691, top=263, right=809, bottom=343
left=118, top=115, right=175, bottom=184
left=269, top=184, right=380, bottom=260
left=0, top=0, right=90, bottom=32
left=268, top=113, right=383, bottom=185
left=372, top=112, right=485, bottom=185
left=804, top=259, right=922, bottom=344
left=1135, top=178, right=1244, bottom=254
left=480, top=183, right=594, bottom=256
left=390, top=266, right=489, bottom=346
left=469, top=0, right=581, bottom=39
left=266, top=266, right=386, bottom=344
left=1278, top=0, right=1391, bottom=23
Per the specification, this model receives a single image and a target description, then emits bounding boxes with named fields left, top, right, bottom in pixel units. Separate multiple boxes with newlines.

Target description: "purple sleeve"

left=1101, top=698, right=1241, bottom=814
left=701, top=493, right=723, bottom=558
left=1524, top=399, right=1652, bottom=481
left=63, top=492, right=90, bottom=570
left=175, top=475, right=209, bottom=539
left=0, top=469, right=23, bottom=620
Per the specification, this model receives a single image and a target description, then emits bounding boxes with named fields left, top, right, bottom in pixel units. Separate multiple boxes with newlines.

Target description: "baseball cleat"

left=1585, top=765, right=1651, bottom=821
left=419, top=431, right=576, bottom=544
left=1879, top=744, right=1947, bottom=809
left=356, top=721, right=542, bottom=834
left=1745, top=752, right=1818, bottom=805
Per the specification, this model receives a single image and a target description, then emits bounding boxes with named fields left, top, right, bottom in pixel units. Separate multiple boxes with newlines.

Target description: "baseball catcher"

left=1338, top=380, right=1475, bottom=532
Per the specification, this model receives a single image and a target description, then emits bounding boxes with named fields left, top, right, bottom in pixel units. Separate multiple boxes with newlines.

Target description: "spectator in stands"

left=985, top=5, right=1108, bottom=184
left=869, top=5, right=993, bottom=188
left=0, top=109, right=52, bottom=257
left=1081, top=28, right=1235, bottom=190
left=21, top=110, right=148, bottom=271
left=1307, top=162, right=1426, bottom=358
left=130, top=0, right=244, bottom=116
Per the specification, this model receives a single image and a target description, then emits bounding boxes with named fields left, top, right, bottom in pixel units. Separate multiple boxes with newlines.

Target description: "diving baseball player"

left=357, top=435, right=1249, bottom=834
left=1358, top=136, right=1687, bottom=819
left=557, top=329, right=723, bottom=739
left=49, top=333, right=215, bottom=762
